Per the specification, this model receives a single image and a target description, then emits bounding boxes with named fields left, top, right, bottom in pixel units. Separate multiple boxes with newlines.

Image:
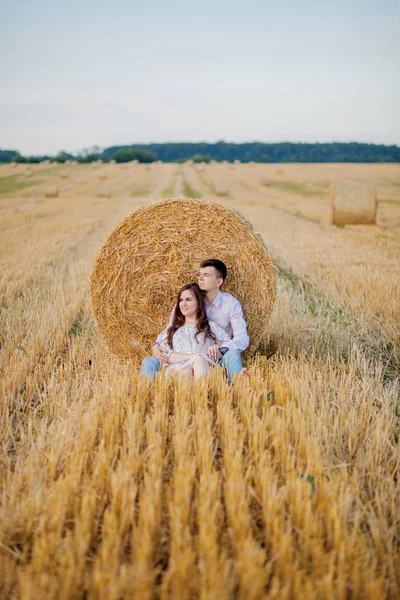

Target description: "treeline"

left=1, top=142, right=399, bottom=164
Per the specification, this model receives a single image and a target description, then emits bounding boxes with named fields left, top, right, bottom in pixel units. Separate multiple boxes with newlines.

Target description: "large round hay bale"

left=330, top=183, right=377, bottom=225
left=91, top=197, right=276, bottom=361
left=215, top=185, right=230, bottom=196
left=60, top=170, right=69, bottom=179
left=262, top=178, right=273, bottom=186
left=44, top=186, right=59, bottom=198
left=97, top=185, right=111, bottom=198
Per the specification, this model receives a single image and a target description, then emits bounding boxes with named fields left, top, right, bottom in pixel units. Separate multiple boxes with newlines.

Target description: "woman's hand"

left=207, top=345, right=222, bottom=362
left=152, top=343, right=169, bottom=362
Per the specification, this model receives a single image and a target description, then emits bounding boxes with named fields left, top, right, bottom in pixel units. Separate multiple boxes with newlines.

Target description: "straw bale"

left=262, top=178, right=273, bottom=186
left=98, top=174, right=108, bottom=180
left=91, top=197, right=276, bottom=361
left=234, top=160, right=241, bottom=165
left=44, top=186, right=59, bottom=198
left=215, top=185, right=230, bottom=196
left=24, top=169, right=33, bottom=177
left=97, top=185, right=111, bottom=198
left=110, top=159, right=116, bottom=164
left=330, top=183, right=377, bottom=225
left=65, top=160, right=71, bottom=165
left=172, top=169, right=180, bottom=176
left=60, top=171, right=69, bottom=179
left=275, top=169, right=284, bottom=175
left=10, top=162, right=17, bottom=168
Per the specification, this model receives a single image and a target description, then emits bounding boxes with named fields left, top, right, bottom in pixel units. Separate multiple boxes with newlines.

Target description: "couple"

left=141, top=259, right=250, bottom=381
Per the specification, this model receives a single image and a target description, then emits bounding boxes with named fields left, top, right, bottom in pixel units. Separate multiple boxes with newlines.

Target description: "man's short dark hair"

left=199, top=259, right=227, bottom=281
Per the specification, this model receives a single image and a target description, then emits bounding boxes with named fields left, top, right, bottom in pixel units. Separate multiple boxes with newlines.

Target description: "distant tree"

left=0, top=149, right=20, bottom=162
left=109, top=148, right=156, bottom=163
left=77, top=153, right=102, bottom=163
left=189, top=154, right=212, bottom=163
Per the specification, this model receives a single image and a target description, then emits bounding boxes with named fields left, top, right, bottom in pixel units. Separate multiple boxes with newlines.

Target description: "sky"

left=1, top=0, right=399, bottom=155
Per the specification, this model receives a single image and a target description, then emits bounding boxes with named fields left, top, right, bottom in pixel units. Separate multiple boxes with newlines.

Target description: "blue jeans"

left=140, top=350, right=243, bottom=383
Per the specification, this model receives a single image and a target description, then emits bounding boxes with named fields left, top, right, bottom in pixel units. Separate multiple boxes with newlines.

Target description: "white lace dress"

left=159, top=321, right=231, bottom=372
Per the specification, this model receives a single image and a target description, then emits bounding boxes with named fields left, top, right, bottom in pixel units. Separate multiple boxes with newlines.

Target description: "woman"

left=158, top=283, right=231, bottom=379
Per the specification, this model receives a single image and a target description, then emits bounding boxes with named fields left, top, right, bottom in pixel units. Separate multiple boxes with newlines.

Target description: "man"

left=141, top=259, right=250, bottom=381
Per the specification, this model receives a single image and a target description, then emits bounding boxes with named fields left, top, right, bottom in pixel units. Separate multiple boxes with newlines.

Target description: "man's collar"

left=209, top=290, right=223, bottom=307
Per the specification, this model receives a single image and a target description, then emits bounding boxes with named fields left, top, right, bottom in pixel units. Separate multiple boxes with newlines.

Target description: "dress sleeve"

left=154, top=305, right=176, bottom=346
left=157, top=330, right=173, bottom=356
left=209, top=321, right=231, bottom=345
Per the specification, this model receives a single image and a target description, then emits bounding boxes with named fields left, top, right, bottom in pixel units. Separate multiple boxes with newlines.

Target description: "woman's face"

left=179, top=289, right=198, bottom=319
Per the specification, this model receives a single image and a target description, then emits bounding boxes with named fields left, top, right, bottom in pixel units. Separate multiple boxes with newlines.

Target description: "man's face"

left=197, top=266, right=223, bottom=292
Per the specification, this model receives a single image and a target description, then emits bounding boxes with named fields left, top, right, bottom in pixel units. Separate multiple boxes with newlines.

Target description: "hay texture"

left=91, top=197, right=276, bottom=361
left=330, top=183, right=377, bottom=225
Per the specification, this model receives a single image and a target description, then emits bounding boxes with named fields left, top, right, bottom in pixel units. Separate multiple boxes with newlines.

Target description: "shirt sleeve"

left=222, top=299, right=249, bottom=352
left=154, top=305, right=176, bottom=346
left=209, top=321, right=231, bottom=345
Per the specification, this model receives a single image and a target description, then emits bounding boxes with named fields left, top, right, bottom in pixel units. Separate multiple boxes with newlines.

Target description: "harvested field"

left=0, top=162, right=399, bottom=599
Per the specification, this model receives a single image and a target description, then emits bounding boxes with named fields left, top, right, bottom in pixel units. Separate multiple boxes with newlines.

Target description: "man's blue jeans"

left=140, top=349, right=243, bottom=383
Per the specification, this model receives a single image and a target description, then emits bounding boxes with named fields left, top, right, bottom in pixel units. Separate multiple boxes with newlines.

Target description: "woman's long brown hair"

left=166, top=283, right=216, bottom=348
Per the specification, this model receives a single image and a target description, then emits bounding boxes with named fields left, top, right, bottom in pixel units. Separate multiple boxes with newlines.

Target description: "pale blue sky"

left=1, top=0, right=399, bottom=154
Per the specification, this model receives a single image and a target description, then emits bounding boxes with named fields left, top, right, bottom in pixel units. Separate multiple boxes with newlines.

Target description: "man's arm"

left=221, top=299, right=249, bottom=352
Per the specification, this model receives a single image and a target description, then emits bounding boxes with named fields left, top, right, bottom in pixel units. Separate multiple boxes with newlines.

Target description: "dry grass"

left=0, top=163, right=399, bottom=599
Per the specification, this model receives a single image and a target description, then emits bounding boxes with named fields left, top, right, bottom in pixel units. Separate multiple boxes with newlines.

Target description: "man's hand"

left=207, top=345, right=222, bottom=362
left=152, top=343, right=169, bottom=362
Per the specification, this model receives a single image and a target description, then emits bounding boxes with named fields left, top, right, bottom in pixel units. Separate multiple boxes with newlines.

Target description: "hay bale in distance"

left=234, top=160, right=241, bottom=165
left=330, top=183, right=377, bottom=225
left=24, top=169, right=33, bottom=177
left=215, top=185, right=230, bottom=196
left=98, top=185, right=111, bottom=198
left=91, top=197, right=276, bottom=360
left=44, top=186, right=59, bottom=198
left=98, top=174, right=108, bottom=180
left=10, top=162, right=17, bottom=168
left=262, top=178, right=273, bottom=186
left=60, top=171, right=69, bottom=179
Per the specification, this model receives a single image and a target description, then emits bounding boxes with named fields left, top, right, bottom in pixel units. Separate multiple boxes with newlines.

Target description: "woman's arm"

left=167, top=351, right=194, bottom=364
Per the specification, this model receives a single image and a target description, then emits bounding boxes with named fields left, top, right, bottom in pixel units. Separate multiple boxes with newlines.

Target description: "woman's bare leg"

left=179, top=367, right=193, bottom=379
left=240, top=367, right=250, bottom=380
left=192, top=356, right=210, bottom=380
